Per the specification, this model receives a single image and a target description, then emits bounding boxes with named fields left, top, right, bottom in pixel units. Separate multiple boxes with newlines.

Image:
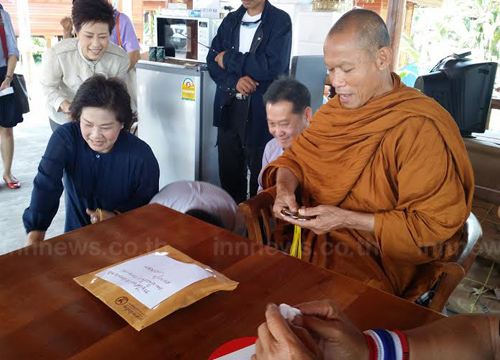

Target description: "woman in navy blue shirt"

left=24, top=75, right=159, bottom=245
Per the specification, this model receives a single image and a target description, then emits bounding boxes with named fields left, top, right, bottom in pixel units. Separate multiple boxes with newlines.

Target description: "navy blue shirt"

left=207, top=1, right=292, bottom=147
left=23, top=122, right=160, bottom=233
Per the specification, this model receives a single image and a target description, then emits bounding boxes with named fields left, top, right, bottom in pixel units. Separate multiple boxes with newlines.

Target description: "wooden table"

left=0, top=204, right=443, bottom=360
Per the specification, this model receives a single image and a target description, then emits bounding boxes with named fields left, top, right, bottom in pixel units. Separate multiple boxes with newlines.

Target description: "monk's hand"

left=86, top=208, right=116, bottom=224
left=215, top=51, right=226, bottom=69
left=251, top=304, right=323, bottom=360
left=273, top=189, right=300, bottom=220
left=278, top=205, right=349, bottom=234
left=293, top=300, right=368, bottom=360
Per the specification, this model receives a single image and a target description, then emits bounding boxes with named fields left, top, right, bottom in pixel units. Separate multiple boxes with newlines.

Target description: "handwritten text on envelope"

left=96, top=253, right=213, bottom=309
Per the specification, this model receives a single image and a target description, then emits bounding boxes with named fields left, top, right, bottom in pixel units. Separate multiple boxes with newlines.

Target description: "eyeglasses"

left=241, top=19, right=262, bottom=28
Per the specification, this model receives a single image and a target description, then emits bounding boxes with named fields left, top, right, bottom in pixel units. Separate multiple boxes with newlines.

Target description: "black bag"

left=12, top=73, right=29, bottom=114
left=0, top=10, right=29, bottom=114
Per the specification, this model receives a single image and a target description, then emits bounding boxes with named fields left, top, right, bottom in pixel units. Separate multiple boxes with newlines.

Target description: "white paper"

left=279, top=303, right=301, bottom=322
left=214, top=344, right=255, bottom=360
left=96, top=253, right=212, bottom=309
left=0, top=87, right=13, bottom=97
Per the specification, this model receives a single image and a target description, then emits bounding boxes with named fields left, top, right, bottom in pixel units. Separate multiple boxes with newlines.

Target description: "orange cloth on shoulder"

left=262, top=73, right=474, bottom=300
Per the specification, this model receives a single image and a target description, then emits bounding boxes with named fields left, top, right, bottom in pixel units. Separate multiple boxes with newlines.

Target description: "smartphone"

left=280, top=207, right=315, bottom=222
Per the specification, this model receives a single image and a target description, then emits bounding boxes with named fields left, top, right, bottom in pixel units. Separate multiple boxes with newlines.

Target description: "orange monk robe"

left=262, top=74, right=474, bottom=300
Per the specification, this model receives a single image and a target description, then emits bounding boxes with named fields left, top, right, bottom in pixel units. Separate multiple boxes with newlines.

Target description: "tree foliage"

left=400, top=0, right=499, bottom=79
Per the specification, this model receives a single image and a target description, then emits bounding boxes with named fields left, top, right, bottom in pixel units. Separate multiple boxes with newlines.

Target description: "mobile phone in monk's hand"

left=280, top=207, right=315, bottom=222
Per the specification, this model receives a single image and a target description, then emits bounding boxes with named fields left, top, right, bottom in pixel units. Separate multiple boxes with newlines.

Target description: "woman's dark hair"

left=69, top=75, right=137, bottom=131
left=185, top=209, right=224, bottom=229
left=72, top=0, right=115, bottom=34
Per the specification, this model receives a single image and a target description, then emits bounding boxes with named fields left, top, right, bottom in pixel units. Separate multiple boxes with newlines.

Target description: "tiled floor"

left=0, top=80, right=66, bottom=256
left=446, top=198, right=500, bottom=314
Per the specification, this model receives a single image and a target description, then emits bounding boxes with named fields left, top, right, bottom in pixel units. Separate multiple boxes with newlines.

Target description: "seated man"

left=262, top=9, right=474, bottom=300
left=149, top=180, right=246, bottom=236
left=258, top=77, right=312, bottom=192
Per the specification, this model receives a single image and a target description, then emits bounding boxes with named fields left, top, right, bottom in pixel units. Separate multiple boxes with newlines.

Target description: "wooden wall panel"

left=26, top=2, right=72, bottom=37
left=132, top=1, right=144, bottom=44
left=3, top=0, right=142, bottom=42
left=386, top=0, right=407, bottom=70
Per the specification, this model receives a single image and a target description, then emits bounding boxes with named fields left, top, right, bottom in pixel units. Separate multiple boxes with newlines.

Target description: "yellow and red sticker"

left=181, top=78, right=196, bottom=101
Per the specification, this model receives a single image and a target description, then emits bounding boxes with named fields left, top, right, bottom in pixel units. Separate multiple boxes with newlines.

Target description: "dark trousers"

left=217, top=127, right=265, bottom=204
left=217, top=97, right=264, bottom=204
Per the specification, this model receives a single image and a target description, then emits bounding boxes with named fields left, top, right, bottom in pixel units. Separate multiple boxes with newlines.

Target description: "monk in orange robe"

left=262, top=9, right=474, bottom=300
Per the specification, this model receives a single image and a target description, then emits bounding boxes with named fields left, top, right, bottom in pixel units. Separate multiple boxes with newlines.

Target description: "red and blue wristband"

left=364, top=329, right=409, bottom=360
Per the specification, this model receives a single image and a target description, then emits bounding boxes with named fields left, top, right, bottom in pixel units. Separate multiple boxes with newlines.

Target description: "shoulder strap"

left=116, top=11, right=122, bottom=48
left=0, top=11, right=8, bottom=61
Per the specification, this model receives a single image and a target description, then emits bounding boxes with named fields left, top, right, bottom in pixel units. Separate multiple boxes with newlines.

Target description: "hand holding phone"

left=280, top=207, right=315, bottom=222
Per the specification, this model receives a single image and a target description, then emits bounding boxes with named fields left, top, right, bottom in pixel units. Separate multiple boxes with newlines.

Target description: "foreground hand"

left=0, top=77, right=11, bottom=91
left=281, top=205, right=350, bottom=235
left=293, top=300, right=368, bottom=360
left=236, top=76, right=259, bottom=96
left=252, top=304, right=323, bottom=360
left=86, top=208, right=116, bottom=224
left=215, top=51, right=226, bottom=69
left=27, top=230, right=46, bottom=246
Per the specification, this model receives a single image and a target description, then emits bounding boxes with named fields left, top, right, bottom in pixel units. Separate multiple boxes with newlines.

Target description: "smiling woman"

left=23, top=76, right=160, bottom=245
left=39, top=0, right=130, bottom=130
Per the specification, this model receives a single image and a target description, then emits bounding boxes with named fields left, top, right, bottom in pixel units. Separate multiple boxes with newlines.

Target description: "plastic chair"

left=423, top=213, right=482, bottom=312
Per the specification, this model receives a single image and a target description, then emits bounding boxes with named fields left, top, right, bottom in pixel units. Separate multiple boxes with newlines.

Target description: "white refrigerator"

left=137, top=60, right=219, bottom=189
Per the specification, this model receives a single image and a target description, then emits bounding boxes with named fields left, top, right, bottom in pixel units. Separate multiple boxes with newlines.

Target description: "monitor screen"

left=415, top=58, right=497, bottom=137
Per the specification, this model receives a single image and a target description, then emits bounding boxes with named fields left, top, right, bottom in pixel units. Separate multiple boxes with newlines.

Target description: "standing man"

left=207, top=0, right=292, bottom=204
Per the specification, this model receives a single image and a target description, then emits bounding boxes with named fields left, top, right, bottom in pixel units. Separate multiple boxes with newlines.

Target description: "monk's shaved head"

left=328, top=9, right=390, bottom=56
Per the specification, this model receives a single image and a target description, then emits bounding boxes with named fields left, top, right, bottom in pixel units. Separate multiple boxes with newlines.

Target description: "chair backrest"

left=237, top=187, right=292, bottom=249
left=427, top=212, right=482, bottom=312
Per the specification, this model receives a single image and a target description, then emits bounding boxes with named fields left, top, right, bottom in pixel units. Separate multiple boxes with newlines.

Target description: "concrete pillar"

left=122, top=0, right=133, bottom=18
left=16, top=0, right=33, bottom=80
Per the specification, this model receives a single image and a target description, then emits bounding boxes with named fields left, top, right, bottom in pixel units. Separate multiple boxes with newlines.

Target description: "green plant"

left=400, top=0, right=499, bottom=85
left=31, top=36, right=46, bottom=64
left=143, top=9, right=160, bottom=47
